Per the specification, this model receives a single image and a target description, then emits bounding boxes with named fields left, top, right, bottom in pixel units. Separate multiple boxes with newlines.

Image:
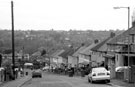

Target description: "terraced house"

left=106, top=21, right=135, bottom=83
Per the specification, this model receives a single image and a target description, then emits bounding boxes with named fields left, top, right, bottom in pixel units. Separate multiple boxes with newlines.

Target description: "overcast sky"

left=0, top=0, right=135, bottom=31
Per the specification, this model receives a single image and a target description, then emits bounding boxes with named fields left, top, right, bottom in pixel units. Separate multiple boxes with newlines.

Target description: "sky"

left=0, top=0, right=135, bottom=31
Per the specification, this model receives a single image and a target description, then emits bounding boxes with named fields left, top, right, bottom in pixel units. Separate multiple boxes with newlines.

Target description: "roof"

left=59, top=48, right=75, bottom=58
left=72, top=46, right=87, bottom=57
left=51, top=50, right=65, bottom=58
left=91, top=37, right=112, bottom=52
left=103, top=54, right=115, bottom=59
left=107, top=27, right=135, bottom=45
left=32, top=51, right=41, bottom=56
left=79, top=43, right=97, bottom=55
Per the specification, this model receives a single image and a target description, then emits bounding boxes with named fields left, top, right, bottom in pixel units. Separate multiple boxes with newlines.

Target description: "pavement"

left=107, top=79, right=135, bottom=87
left=0, top=69, right=32, bottom=87
left=0, top=75, right=32, bottom=87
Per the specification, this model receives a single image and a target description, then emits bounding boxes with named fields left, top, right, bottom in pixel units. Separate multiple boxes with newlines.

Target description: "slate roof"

left=59, top=48, right=75, bottom=58
left=72, top=46, right=87, bottom=57
left=107, top=27, right=135, bottom=45
left=51, top=50, right=65, bottom=58
left=91, top=37, right=113, bottom=52
left=79, top=43, right=97, bottom=55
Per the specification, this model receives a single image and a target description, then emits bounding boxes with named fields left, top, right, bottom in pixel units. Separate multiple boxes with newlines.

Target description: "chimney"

left=132, top=9, right=135, bottom=27
left=94, top=39, right=99, bottom=44
left=110, top=32, right=115, bottom=38
left=132, top=16, right=135, bottom=27
left=81, top=43, right=85, bottom=46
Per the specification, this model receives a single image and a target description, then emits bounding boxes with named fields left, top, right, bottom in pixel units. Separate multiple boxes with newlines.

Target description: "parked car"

left=88, top=67, right=110, bottom=83
left=32, top=69, right=42, bottom=78
left=0, top=67, right=4, bottom=71
left=115, top=66, right=130, bottom=72
left=42, top=66, right=50, bottom=71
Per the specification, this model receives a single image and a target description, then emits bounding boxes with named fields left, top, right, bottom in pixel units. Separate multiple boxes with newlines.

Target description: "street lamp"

left=114, top=6, right=130, bottom=66
left=113, top=7, right=130, bottom=29
left=11, top=1, right=15, bottom=79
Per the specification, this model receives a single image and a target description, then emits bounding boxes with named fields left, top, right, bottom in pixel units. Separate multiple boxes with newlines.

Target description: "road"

left=21, top=72, right=113, bottom=87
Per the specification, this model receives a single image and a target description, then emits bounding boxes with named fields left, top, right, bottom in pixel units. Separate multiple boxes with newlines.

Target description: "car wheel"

left=90, top=77, right=93, bottom=83
left=106, top=80, right=110, bottom=83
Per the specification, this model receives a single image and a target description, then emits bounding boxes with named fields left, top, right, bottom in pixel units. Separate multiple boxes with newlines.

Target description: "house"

left=79, top=42, right=100, bottom=67
left=2, top=52, right=30, bottom=67
left=50, top=49, right=65, bottom=65
left=91, top=33, right=115, bottom=68
left=59, top=47, right=75, bottom=66
left=2, top=52, right=29, bottom=60
left=90, top=33, right=116, bottom=79
left=107, top=29, right=135, bottom=67
left=72, top=45, right=87, bottom=67
left=107, top=25, right=135, bottom=81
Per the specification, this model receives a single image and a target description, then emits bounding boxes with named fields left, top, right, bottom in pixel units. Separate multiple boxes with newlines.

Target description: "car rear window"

left=92, top=67, right=107, bottom=72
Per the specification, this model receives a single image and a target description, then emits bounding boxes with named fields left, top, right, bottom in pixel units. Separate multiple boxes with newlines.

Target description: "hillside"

left=0, top=29, right=124, bottom=54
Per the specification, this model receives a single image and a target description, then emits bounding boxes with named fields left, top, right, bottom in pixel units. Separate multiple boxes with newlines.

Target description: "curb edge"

left=17, top=77, right=32, bottom=87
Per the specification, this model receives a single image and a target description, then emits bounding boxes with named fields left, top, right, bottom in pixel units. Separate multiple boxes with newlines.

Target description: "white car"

left=88, top=67, right=110, bottom=83
left=42, top=66, right=50, bottom=71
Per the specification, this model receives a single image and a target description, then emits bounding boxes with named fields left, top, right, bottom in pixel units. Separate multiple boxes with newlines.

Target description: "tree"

left=3, top=49, right=12, bottom=54
left=41, top=49, right=46, bottom=56
left=33, top=60, right=40, bottom=69
left=94, top=39, right=99, bottom=44
left=38, top=47, right=46, bottom=56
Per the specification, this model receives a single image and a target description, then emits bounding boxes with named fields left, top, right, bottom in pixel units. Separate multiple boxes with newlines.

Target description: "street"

left=21, top=72, right=113, bottom=87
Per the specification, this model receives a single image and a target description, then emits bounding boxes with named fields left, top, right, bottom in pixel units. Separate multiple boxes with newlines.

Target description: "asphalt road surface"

left=21, top=72, right=113, bottom=87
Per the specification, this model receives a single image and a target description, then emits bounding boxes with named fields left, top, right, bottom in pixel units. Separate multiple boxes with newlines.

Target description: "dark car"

left=32, top=69, right=42, bottom=78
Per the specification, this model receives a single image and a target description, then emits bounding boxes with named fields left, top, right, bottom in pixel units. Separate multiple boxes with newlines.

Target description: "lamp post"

left=114, top=7, right=130, bottom=66
left=11, top=1, right=15, bottom=79
left=89, top=55, right=91, bottom=68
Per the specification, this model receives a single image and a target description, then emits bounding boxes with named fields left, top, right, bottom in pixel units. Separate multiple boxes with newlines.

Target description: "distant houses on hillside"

left=1, top=52, right=30, bottom=67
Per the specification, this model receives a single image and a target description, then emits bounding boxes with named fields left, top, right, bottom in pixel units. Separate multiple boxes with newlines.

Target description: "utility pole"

left=89, top=55, right=92, bottom=70
left=11, top=1, right=15, bottom=79
left=127, top=7, right=130, bottom=66
left=77, top=56, right=79, bottom=67
left=22, top=46, right=24, bottom=68
left=22, top=46, right=25, bottom=76
left=0, top=54, right=2, bottom=67
left=49, top=56, right=50, bottom=71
